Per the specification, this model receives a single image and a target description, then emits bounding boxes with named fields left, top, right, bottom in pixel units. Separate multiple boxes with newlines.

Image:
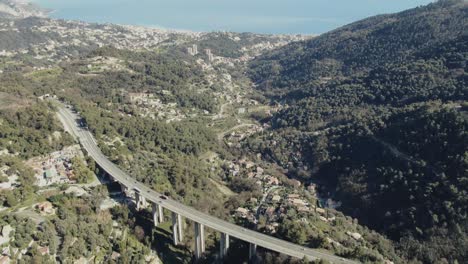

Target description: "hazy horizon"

left=32, top=0, right=436, bottom=34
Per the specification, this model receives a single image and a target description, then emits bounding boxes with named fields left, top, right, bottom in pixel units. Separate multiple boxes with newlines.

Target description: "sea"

left=30, top=0, right=435, bottom=34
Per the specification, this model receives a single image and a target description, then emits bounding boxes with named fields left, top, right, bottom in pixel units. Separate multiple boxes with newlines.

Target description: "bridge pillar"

left=219, top=233, right=230, bottom=258
left=158, top=204, right=164, bottom=223
left=200, top=224, right=205, bottom=252
left=135, top=192, right=141, bottom=210
left=151, top=203, right=159, bottom=226
left=135, top=192, right=147, bottom=210
left=194, top=222, right=206, bottom=259
left=249, top=243, right=257, bottom=262
left=171, top=212, right=179, bottom=245
left=177, top=213, right=184, bottom=242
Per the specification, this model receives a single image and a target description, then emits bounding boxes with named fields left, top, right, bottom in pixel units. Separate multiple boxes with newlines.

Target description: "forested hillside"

left=247, top=0, right=468, bottom=263
left=250, top=0, right=467, bottom=98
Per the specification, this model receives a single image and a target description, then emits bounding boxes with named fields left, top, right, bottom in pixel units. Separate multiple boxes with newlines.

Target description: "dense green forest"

left=0, top=101, right=74, bottom=159
left=0, top=156, right=36, bottom=207
left=247, top=0, right=468, bottom=263
left=249, top=0, right=467, bottom=98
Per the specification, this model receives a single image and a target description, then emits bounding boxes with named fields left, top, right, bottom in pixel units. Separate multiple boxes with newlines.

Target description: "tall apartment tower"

left=205, top=49, right=214, bottom=62
left=192, top=44, right=198, bottom=55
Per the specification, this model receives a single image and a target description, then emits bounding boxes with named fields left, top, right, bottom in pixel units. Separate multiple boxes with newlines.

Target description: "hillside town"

left=0, top=14, right=304, bottom=71
left=26, top=145, right=85, bottom=187
left=224, top=158, right=326, bottom=229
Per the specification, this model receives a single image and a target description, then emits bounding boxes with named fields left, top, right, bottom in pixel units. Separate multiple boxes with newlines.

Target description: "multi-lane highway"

left=56, top=104, right=358, bottom=264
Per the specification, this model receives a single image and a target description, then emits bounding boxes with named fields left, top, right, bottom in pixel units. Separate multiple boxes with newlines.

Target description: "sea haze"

left=31, top=0, right=435, bottom=34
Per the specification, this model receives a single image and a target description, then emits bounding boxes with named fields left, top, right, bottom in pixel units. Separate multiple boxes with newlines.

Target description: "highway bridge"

left=56, top=103, right=358, bottom=264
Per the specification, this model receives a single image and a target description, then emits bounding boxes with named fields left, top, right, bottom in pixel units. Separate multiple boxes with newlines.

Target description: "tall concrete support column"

left=151, top=203, right=159, bottom=226
left=135, top=192, right=142, bottom=210
left=194, top=222, right=206, bottom=260
left=249, top=243, right=257, bottom=262
left=171, top=212, right=179, bottom=245
left=135, top=192, right=147, bottom=210
left=200, top=224, right=205, bottom=252
left=177, top=214, right=183, bottom=242
left=158, top=204, right=164, bottom=223
left=219, top=233, right=230, bottom=258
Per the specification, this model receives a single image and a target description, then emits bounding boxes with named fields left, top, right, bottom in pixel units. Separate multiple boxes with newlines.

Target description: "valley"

left=0, top=0, right=466, bottom=263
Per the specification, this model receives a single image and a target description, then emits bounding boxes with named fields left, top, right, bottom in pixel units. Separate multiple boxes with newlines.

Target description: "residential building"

left=36, top=201, right=54, bottom=215
left=271, top=195, right=281, bottom=203
left=205, top=49, right=214, bottom=61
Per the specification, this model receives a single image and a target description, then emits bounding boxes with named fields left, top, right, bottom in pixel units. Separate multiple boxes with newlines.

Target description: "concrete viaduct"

left=56, top=103, right=358, bottom=264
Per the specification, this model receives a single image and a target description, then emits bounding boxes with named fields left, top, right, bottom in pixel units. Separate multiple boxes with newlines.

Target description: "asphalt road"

left=56, top=104, right=359, bottom=264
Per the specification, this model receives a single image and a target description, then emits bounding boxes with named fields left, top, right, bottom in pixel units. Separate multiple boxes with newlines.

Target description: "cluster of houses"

left=82, top=56, right=130, bottom=74
left=226, top=158, right=316, bottom=196
left=228, top=157, right=341, bottom=234
left=26, top=145, right=84, bottom=187
left=125, top=92, right=187, bottom=122
left=188, top=43, right=248, bottom=67
left=224, top=124, right=264, bottom=147
left=240, top=35, right=307, bottom=57
left=236, top=189, right=338, bottom=234
left=16, top=19, right=177, bottom=61
left=227, top=159, right=282, bottom=192
left=1, top=12, right=304, bottom=69
left=0, top=15, right=190, bottom=65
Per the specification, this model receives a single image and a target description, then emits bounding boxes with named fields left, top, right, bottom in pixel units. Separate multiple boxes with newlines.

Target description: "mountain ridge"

left=249, top=0, right=467, bottom=96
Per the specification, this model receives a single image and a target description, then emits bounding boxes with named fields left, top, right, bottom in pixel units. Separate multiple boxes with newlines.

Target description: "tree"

left=71, top=156, right=94, bottom=184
